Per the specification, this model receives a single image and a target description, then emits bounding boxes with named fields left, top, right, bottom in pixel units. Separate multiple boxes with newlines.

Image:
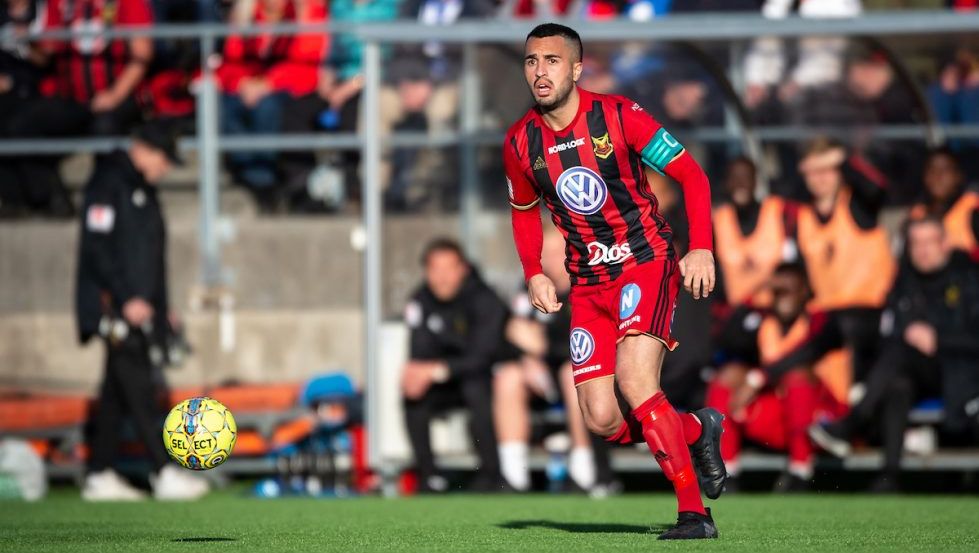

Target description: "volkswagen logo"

left=569, top=327, right=595, bottom=365
left=556, top=166, right=608, bottom=215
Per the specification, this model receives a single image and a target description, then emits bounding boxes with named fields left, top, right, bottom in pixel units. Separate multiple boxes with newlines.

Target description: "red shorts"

left=568, top=260, right=681, bottom=386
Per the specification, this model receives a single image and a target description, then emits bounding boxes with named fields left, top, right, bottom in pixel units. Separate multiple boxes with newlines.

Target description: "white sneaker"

left=81, top=469, right=148, bottom=502
left=151, top=464, right=210, bottom=501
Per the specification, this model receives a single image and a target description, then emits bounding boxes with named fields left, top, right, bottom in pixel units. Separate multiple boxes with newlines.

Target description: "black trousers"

left=834, top=307, right=883, bottom=383
left=88, top=332, right=170, bottom=474
left=841, top=341, right=941, bottom=476
left=403, top=376, right=499, bottom=481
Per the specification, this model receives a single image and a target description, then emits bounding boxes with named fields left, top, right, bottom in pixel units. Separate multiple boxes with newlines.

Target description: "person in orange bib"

left=908, top=148, right=979, bottom=262
left=706, top=263, right=849, bottom=493
left=796, top=138, right=896, bottom=382
left=713, top=156, right=799, bottom=310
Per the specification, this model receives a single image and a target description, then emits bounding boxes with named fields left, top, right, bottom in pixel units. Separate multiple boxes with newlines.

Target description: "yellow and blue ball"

left=162, top=397, right=237, bottom=470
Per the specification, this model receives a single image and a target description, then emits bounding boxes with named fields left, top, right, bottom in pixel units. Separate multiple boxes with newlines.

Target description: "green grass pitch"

left=1, top=489, right=977, bottom=552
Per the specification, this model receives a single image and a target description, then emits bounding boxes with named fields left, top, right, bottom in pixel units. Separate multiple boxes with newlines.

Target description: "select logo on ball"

left=162, top=397, right=237, bottom=471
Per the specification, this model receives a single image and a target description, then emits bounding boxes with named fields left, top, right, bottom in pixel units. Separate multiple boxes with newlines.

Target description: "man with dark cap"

left=76, top=123, right=207, bottom=501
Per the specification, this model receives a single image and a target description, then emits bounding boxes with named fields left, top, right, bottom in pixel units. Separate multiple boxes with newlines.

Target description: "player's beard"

left=534, top=76, right=575, bottom=114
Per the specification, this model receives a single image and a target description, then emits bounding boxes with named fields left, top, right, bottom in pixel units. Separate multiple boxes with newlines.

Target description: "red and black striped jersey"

left=41, top=0, right=153, bottom=104
left=506, top=87, right=705, bottom=286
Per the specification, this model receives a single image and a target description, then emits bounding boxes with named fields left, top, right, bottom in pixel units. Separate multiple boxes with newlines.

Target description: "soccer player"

left=505, top=23, right=725, bottom=540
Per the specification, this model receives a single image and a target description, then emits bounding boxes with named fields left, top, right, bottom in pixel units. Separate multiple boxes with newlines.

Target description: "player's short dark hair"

left=728, top=155, right=757, bottom=175
left=526, top=23, right=583, bottom=63
left=421, top=237, right=467, bottom=266
left=772, top=262, right=809, bottom=289
left=925, top=146, right=961, bottom=171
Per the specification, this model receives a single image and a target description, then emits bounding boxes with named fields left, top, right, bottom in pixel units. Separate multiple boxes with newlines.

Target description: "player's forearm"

left=665, top=152, right=713, bottom=252
left=511, top=207, right=544, bottom=282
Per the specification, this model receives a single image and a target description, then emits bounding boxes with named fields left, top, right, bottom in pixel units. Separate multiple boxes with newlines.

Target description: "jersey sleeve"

left=619, top=100, right=685, bottom=175
left=503, top=134, right=540, bottom=210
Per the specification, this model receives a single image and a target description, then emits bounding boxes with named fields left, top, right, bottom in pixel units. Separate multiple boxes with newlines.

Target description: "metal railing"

left=3, top=12, right=979, bottom=473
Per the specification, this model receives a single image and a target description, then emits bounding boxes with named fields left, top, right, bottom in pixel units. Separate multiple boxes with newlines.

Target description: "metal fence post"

left=362, top=40, right=385, bottom=482
left=460, top=42, right=481, bottom=258
left=197, top=34, right=222, bottom=287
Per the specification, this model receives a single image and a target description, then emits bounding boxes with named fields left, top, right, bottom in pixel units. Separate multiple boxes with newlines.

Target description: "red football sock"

left=781, top=372, right=819, bottom=468
left=605, top=417, right=645, bottom=445
left=680, top=412, right=702, bottom=445
left=705, top=379, right=740, bottom=463
left=633, top=392, right=706, bottom=515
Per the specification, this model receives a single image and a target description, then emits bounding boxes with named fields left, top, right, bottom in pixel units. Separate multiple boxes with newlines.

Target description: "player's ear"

left=572, top=61, right=582, bottom=82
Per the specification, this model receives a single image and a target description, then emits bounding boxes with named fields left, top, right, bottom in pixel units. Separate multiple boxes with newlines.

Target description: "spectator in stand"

left=796, top=138, right=896, bottom=383
left=401, top=238, right=506, bottom=493
left=1, top=0, right=154, bottom=217
left=845, top=48, right=924, bottom=204
left=928, top=48, right=979, bottom=166
left=707, top=263, right=850, bottom=492
left=381, top=0, right=495, bottom=211
left=218, top=0, right=328, bottom=212
left=280, top=0, right=400, bottom=213
left=743, top=0, right=861, bottom=127
left=0, top=0, right=55, bottom=217
left=34, top=0, right=154, bottom=135
left=495, top=228, right=616, bottom=494
left=810, top=216, right=979, bottom=492
left=908, top=148, right=979, bottom=260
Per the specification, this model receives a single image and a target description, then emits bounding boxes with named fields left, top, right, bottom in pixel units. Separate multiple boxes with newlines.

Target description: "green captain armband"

left=640, top=128, right=685, bottom=175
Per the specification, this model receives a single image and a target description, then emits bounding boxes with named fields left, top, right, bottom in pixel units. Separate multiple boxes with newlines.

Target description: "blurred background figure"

left=75, top=123, right=207, bottom=501
left=908, top=148, right=979, bottom=260
left=0, top=0, right=50, bottom=217
left=495, top=228, right=616, bottom=495
left=810, top=216, right=979, bottom=492
left=218, top=0, right=328, bottom=212
left=280, top=0, right=400, bottom=213
left=0, top=0, right=153, bottom=217
left=713, top=156, right=798, bottom=310
left=401, top=238, right=507, bottom=493
left=381, top=0, right=495, bottom=211
left=928, top=47, right=979, bottom=168
left=796, top=138, right=895, bottom=383
left=708, top=264, right=850, bottom=492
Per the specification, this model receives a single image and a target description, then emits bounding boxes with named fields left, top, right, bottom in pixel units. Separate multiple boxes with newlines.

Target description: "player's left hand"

left=679, top=249, right=715, bottom=300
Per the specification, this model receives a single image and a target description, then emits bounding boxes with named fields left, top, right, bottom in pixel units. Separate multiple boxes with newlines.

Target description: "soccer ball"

left=162, top=397, right=237, bottom=470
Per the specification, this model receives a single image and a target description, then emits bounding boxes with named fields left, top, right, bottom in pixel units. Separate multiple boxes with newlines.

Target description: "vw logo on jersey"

left=556, top=166, right=608, bottom=215
left=619, top=283, right=641, bottom=319
left=569, top=327, right=595, bottom=365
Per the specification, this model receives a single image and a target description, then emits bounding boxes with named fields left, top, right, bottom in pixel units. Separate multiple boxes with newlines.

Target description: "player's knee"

left=714, top=363, right=748, bottom=388
left=615, top=373, right=660, bottom=408
left=493, top=363, right=524, bottom=397
left=580, top=400, right=622, bottom=437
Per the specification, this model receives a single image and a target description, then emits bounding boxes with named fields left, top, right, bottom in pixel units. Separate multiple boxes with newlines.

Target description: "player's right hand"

left=122, top=297, right=154, bottom=327
left=527, top=274, right=563, bottom=314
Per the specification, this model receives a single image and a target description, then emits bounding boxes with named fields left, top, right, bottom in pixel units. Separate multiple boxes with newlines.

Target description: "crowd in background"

left=0, top=0, right=978, bottom=215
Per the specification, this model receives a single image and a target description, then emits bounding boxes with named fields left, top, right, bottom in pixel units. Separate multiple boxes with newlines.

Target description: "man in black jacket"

left=401, top=238, right=508, bottom=492
left=76, top=123, right=207, bottom=501
left=810, top=216, right=979, bottom=492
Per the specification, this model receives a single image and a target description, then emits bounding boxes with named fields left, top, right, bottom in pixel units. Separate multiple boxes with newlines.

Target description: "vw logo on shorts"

left=619, top=283, right=641, bottom=319
left=569, top=327, right=595, bottom=365
left=556, top=166, right=608, bottom=215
